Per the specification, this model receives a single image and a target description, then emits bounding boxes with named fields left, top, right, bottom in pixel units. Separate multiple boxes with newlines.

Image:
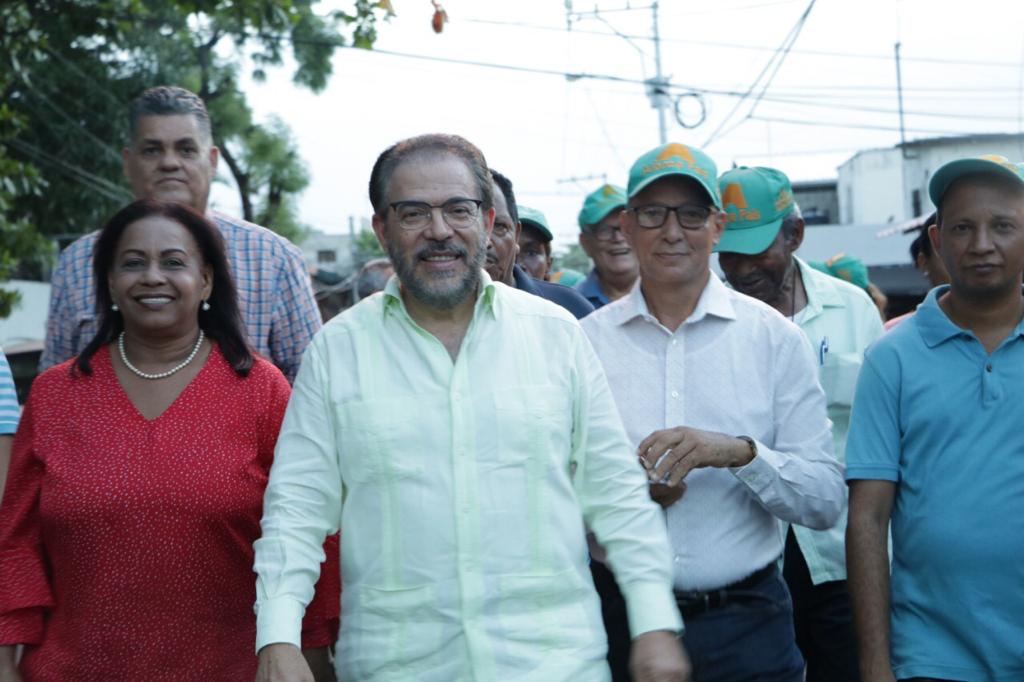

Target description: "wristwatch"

left=736, top=435, right=758, bottom=464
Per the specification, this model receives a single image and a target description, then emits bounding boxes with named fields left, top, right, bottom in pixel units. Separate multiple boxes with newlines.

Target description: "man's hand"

left=638, top=427, right=754, bottom=486
left=256, top=643, right=313, bottom=682
left=629, top=630, right=691, bottom=682
left=649, top=482, right=686, bottom=509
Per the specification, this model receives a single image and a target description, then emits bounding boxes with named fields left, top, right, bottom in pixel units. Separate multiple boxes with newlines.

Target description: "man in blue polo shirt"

left=576, top=184, right=638, bottom=309
left=846, top=154, right=1024, bottom=682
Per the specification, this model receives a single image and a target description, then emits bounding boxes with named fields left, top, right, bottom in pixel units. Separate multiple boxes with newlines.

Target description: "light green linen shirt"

left=254, top=273, right=681, bottom=681
left=791, top=257, right=884, bottom=583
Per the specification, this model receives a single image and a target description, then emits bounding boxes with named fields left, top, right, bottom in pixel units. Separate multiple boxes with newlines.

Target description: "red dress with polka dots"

left=0, top=346, right=340, bottom=681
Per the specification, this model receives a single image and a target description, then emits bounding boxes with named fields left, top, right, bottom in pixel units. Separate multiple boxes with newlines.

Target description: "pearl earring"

left=202, top=300, right=211, bottom=311
left=111, top=303, right=119, bottom=312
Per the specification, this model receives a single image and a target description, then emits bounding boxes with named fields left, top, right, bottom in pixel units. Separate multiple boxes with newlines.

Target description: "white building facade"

left=837, top=133, right=1024, bottom=225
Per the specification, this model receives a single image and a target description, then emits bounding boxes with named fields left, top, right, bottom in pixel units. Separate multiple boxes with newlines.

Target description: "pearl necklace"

left=118, top=330, right=204, bottom=380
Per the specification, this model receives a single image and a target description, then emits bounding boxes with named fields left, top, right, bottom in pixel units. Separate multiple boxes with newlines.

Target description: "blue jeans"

left=680, top=568, right=805, bottom=682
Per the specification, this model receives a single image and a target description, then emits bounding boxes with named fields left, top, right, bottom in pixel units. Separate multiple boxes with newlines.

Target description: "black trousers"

left=591, top=560, right=632, bottom=681
left=783, top=527, right=860, bottom=682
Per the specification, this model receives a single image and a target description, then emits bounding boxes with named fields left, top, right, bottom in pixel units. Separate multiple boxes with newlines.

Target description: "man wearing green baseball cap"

left=716, top=165, right=883, bottom=682
left=516, top=205, right=554, bottom=281
left=577, top=184, right=638, bottom=309
left=846, top=154, right=1024, bottom=682
left=582, top=143, right=843, bottom=682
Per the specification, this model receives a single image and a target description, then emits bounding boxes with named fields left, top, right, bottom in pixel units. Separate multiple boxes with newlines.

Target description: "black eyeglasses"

left=389, top=198, right=483, bottom=231
left=588, top=223, right=626, bottom=242
left=629, top=204, right=714, bottom=230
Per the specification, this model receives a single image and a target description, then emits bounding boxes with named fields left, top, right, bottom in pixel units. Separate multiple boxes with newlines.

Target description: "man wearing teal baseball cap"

left=582, top=143, right=843, bottom=682
left=577, top=184, right=638, bottom=309
left=847, top=154, right=1024, bottom=682
left=716, top=166, right=883, bottom=682
left=516, top=205, right=554, bottom=281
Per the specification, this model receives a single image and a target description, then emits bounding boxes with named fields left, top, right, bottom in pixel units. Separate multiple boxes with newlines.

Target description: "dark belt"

left=673, top=563, right=777, bottom=619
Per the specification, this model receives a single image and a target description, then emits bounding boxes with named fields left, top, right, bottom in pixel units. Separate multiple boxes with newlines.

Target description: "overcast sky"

left=208, top=0, right=1024, bottom=250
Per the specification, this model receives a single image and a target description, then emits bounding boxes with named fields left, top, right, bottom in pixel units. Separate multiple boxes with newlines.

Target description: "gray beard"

left=388, top=231, right=487, bottom=310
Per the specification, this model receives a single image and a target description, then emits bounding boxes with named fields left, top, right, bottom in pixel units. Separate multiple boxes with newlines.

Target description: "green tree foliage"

left=0, top=0, right=387, bottom=246
left=354, top=228, right=386, bottom=261
left=554, top=242, right=592, bottom=273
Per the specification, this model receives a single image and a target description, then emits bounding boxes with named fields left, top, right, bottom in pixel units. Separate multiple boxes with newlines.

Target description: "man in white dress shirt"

left=254, top=134, right=689, bottom=682
left=581, top=142, right=844, bottom=682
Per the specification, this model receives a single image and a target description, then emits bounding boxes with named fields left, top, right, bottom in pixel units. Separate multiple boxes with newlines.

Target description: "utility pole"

left=648, top=1, right=669, bottom=144
left=894, top=42, right=908, bottom=157
left=567, top=2, right=669, bottom=145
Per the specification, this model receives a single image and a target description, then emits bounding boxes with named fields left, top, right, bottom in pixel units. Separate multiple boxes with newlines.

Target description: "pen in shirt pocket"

left=819, top=336, right=829, bottom=365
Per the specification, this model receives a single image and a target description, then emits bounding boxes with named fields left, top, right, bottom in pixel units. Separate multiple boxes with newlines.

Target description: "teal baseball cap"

left=578, top=184, right=627, bottom=230
left=518, top=205, right=553, bottom=241
left=928, top=154, right=1024, bottom=207
left=810, top=253, right=870, bottom=291
left=715, top=166, right=796, bottom=255
left=627, top=142, right=720, bottom=207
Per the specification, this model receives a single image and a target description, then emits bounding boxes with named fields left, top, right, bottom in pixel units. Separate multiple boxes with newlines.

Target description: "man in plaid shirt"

left=40, top=86, right=321, bottom=382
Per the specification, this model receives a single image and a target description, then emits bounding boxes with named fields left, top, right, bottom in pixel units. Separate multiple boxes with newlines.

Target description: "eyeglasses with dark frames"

left=629, top=204, right=714, bottom=230
left=389, top=198, right=483, bottom=231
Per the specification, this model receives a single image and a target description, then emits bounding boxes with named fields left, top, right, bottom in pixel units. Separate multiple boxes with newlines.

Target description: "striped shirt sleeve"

left=0, top=354, right=18, bottom=434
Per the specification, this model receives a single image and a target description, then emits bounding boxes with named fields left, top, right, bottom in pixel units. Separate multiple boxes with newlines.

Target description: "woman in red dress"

left=0, top=201, right=339, bottom=681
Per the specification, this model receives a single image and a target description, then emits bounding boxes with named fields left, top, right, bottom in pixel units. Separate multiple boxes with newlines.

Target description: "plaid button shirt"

left=40, top=210, right=322, bottom=383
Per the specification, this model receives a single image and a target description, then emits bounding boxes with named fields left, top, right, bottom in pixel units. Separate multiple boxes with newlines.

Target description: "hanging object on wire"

left=674, top=91, right=707, bottom=130
left=431, top=1, right=448, bottom=33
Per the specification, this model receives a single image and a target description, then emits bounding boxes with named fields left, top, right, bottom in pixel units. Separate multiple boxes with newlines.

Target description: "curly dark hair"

left=75, top=200, right=253, bottom=377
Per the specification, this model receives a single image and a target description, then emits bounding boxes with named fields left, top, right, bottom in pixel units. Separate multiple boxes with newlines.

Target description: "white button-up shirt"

left=254, top=274, right=681, bottom=681
left=582, top=273, right=844, bottom=591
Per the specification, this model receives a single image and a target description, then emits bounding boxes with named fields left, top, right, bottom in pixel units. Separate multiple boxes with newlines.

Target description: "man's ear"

left=786, top=217, right=806, bottom=251
left=709, top=210, right=726, bottom=247
left=928, top=223, right=941, bottom=257
left=371, top=213, right=390, bottom=254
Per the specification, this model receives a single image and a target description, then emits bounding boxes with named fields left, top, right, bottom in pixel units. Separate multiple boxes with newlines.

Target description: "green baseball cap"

left=578, top=184, right=627, bottom=230
left=715, top=166, right=796, bottom=255
left=518, top=205, right=553, bottom=241
left=928, top=154, right=1024, bottom=207
left=810, top=253, right=870, bottom=290
left=627, top=142, right=720, bottom=207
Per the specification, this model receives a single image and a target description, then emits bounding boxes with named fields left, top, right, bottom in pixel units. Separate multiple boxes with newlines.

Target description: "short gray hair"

left=129, top=86, right=212, bottom=143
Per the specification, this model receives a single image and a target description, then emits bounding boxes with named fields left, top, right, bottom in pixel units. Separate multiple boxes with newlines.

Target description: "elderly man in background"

left=716, top=166, right=883, bottom=682
left=484, top=169, right=593, bottom=319
left=40, top=85, right=320, bottom=382
left=576, top=184, right=638, bottom=309
left=254, top=133, right=689, bottom=682
left=583, top=143, right=844, bottom=682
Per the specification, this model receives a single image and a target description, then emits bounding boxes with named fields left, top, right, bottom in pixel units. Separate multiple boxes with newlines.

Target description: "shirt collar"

left=383, top=268, right=499, bottom=321
left=579, top=269, right=609, bottom=305
left=915, top=285, right=1024, bottom=347
left=796, top=256, right=845, bottom=322
left=610, top=271, right=737, bottom=327
left=512, top=264, right=539, bottom=294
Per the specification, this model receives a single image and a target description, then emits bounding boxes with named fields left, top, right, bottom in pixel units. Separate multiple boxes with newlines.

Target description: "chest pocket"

left=819, top=351, right=863, bottom=407
left=492, top=386, right=573, bottom=469
left=333, top=397, right=427, bottom=484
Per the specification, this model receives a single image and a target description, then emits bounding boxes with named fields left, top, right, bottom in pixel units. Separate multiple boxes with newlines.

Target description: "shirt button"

left=986, top=364, right=993, bottom=372
left=673, top=555, right=681, bottom=564
left=671, top=390, right=679, bottom=398
left=671, top=339, right=678, bottom=346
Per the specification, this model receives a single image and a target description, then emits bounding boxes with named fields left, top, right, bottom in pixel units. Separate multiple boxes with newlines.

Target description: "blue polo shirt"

left=576, top=269, right=610, bottom=309
left=846, top=286, right=1024, bottom=682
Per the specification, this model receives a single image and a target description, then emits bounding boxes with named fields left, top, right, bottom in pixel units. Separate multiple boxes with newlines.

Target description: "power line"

left=702, top=0, right=816, bottom=147
left=748, top=114, right=970, bottom=136
left=464, top=17, right=1020, bottom=68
